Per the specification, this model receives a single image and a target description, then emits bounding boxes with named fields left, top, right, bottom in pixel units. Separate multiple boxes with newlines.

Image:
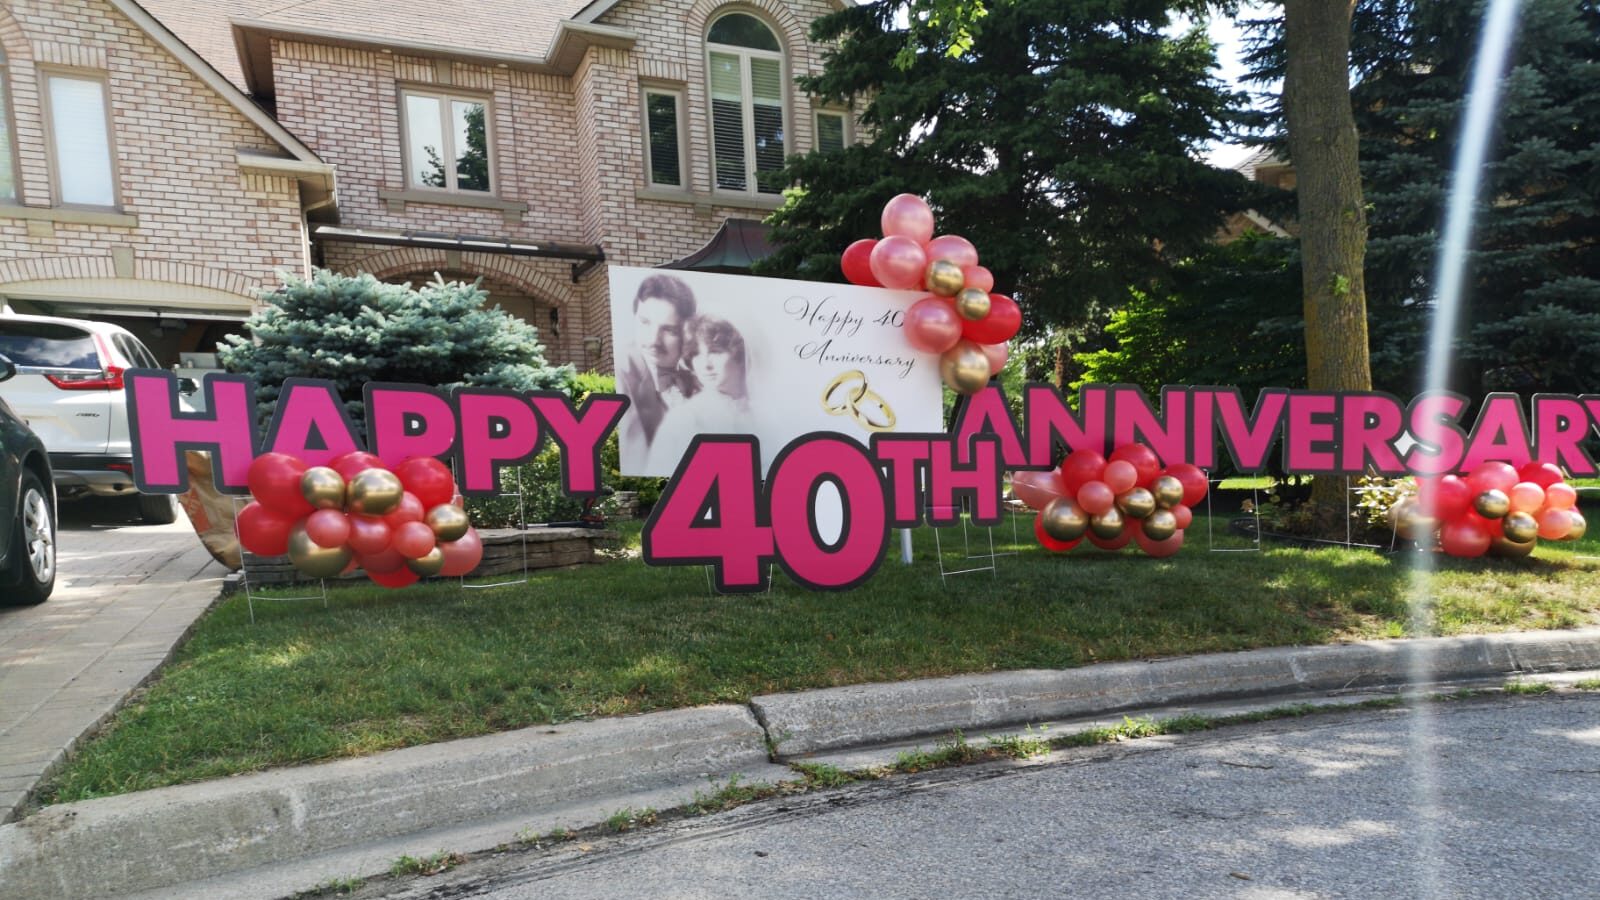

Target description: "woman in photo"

left=646, top=315, right=751, bottom=472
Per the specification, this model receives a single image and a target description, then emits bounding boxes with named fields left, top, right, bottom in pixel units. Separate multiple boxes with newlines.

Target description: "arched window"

left=706, top=12, right=785, bottom=195
left=0, top=48, right=14, bottom=203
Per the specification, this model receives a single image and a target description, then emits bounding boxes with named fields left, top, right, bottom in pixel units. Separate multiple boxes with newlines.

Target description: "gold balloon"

left=1041, top=497, right=1089, bottom=542
left=1564, top=510, right=1587, bottom=542
left=287, top=524, right=353, bottom=579
left=425, top=503, right=471, bottom=542
left=1502, top=510, right=1539, bottom=544
left=1151, top=475, right=1184, bottom=509
left=1473, top=489, right=1510, bottom=519
left=1116, top=487, right=1156, bottom=520
left=1489, top=535, right=1535, bottom=558
left=1395, top=501, right=1438, bottom=543
left=939, top=342, right=991, bottom=395
left=300, top=466, right=346, bottom=510
left=1142, top=508, right=1179, bottom=541
left=925, top=259, right=966, bottom=297
left=954, top=287, right=991, bottom=321
left=1089, top=508, right=1125, bottom=539
left=347, top=468, right=404, bottom=515
left=405, top=546, right=445, bottom=576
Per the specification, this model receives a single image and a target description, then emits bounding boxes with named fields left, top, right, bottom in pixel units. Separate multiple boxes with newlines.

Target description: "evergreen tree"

left=219, top=270, right=572, bottom=426
left=758, top=0, right=1256, bottom=340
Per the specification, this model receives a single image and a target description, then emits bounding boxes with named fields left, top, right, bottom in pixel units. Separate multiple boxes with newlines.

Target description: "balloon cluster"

left=235, top=452, right=485, bottom=588
left=840, top=194, right=1021, bottom=395
left=1010, top=444, right=1208, bottom=558
left=1393, top=461, right=1587, bottom=558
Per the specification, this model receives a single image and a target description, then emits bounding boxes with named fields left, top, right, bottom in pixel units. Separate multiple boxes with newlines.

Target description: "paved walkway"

left=0, top=497, right=225, bottom=822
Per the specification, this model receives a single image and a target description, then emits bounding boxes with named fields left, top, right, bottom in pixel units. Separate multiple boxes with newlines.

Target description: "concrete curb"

left=0, top=704, right=774, bottom=900
left=751, top=627, right=1600, bottom=757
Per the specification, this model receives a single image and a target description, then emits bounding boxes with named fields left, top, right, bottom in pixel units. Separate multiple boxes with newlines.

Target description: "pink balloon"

left=1087, top=527, right=1133, bottom=551
left=880, top=193, right=935, bottom=243
left=360, top=546, right=406, bottom=574
left=1135, top=524, right=1184, bottom=558
left=981, top=341, right=1009, bottom=374
left=1172, top=504, right=1193, bottom=529
left=347, top=514, right=392, bottom=555
left=1537, top=507, right=1573, bottom=539
left=1507, top=482, right=1545, bottom=514
left=961, top=265, right=994, bottom=294
left=384, top=492, right=425, bottom=528
left=1544, top=482, right=1577, bottom=510
left=438, top=528, right=485, bottom=577
left=1011, top=469, right=1067, bottom=510
left=1058, top=450, right=1106, bottom=494
left=842, top=238, right=880, bottom=286
left=1102, top=460, right=1137, bottom=494
left=869, top=235, right=929, bottom=290
left=1465, top=461, right=1518, bottom=496
left=924, top=235, right=978, bottom=269
left=304, top=509, right=351, bottom=549
left=1440, top=518, right=1492, bottom=557
left=392, top=520, right=437, bottom=558
left=1077, top=480, right=1115, bottom=516
left=904, top=296, right=963, bottom=353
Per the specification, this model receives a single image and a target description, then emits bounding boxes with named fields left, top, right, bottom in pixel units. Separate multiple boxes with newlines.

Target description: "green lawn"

left=41, top=512, right=1600, bottom=805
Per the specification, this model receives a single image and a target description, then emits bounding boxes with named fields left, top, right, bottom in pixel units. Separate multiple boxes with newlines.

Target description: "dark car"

left=0, top=353, right=55, bottom=603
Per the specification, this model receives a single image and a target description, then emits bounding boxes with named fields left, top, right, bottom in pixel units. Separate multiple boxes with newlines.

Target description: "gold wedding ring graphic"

left=821, top=370, right=897, bottom=432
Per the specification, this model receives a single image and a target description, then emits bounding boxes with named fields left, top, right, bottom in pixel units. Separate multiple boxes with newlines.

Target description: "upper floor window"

left=45, top=72, right=117, bottom=207
left=402, top=88, right=492, bottom=193
left=706, top=12, right=785, bottom=195
left=642, top=86, right=685, bottom=189
left=815, top=108, right=849, bottom=155
left=0, top=51, right=14, bottom=203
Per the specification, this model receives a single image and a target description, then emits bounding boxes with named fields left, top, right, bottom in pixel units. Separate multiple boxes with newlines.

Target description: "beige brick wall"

left=0, top=0, right=306, bottom=306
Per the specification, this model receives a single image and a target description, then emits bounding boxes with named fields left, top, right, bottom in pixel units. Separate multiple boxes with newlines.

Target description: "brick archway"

left=337, top=248, right=571, bottom=310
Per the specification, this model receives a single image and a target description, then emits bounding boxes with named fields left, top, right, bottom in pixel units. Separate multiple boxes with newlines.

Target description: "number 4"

left=643, top=436, right=774, bottom=591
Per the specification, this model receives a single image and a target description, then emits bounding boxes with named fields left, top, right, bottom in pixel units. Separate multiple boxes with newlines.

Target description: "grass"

left=390, top=851, right=465, bottom=877
left=38, top=512, right=1600, bottom=805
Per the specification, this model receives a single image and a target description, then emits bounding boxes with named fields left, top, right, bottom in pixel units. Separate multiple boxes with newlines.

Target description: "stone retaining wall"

left=238, top=527, right=616, bottom=586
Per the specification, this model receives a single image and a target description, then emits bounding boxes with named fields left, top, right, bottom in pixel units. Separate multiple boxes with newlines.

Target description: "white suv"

left=0, top=314, right=182, bottom=524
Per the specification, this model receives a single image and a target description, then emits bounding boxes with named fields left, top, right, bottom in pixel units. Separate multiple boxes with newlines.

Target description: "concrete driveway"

left=0, top=496, right=226, bottom=822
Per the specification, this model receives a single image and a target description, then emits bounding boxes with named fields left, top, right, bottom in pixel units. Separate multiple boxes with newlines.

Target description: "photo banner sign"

left=608, top=267, right=944, bottom=476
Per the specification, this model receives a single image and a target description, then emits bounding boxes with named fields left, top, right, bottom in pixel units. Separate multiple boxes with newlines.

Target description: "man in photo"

left=619, top=274, right=701, bottom=461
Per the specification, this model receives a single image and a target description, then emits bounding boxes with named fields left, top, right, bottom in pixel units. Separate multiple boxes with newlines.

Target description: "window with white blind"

left=706, top=12, right=786, bottom=195
left=45, top=72, right=117, bottom=207
left=642, top=87, right=684, bottom=188
left=401, top=88, right=493, bottom=193
left=0, top=51, right=14, bottom=203
left=815, top=109, right=848, bottom=155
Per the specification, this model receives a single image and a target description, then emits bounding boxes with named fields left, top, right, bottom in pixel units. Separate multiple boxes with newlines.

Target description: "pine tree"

left=219, top=270, right=573, bottom=426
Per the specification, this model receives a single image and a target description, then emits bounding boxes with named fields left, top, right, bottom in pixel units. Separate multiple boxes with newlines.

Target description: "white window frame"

left=705, top=12, right=788, bottom=196
left=42, top=68, right=120, bottom=210
left=0, top=49, right=17, bottom=204
left=398, top=86, right=496, bottom=194
left=640, top=84, right=687, bottom=190
left=813, top=106, right=851, bottom=155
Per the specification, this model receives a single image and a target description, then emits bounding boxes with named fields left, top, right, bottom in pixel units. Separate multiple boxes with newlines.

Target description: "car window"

left=0, top=321, right=99, bottom=368
left=129, top=336, right=161, bottom=369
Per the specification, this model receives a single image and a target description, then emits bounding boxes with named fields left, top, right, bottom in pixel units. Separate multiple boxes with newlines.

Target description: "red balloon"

left=1171, top=504, right=1193, bottom=529
left=1110, top=444, right=1162, bottom=487
left=1102, top=460, right=1138, bottom=494
left=247, top=452, right=312, bottom=518
left=304, top=509, right=351, bottom=549
left=330, top=451, right=386, bottom=481
left=1011, top=469, right=1067, bottom=510
left=346, top=514, right=393, bottom=555
left=395, top=457, right=456, bottom=509
left=905, top=296, right=964, bottom=354
left=1134, top=523, right=1185, bottom=558
left=439, top=528, right=485, bottom=576
left=1077, top=480, right=1115, bottom=515
left=1439, top=518, right=1492, bottom=558
left=1033, top=513, right=1079, bottom=552
left=360, top=546, right=406, bottom=574
left=392, top=520, right=437, bottom=558
left=1058, top=449, right=1107, bottom=494
left=961, top=265, right=994, bottom=294
left=383, top=492, right=425, bottom=528
left=1417, top=475, right=1472, bottom=520
left=1465, top=461, right=1518, bottom=496
left=841, top=238, right=881, bottom=287
left=1517, top=461, right=1565, bottom=489
left=924, top=234, right=979, bottom=269
left=1544, top=482, right=1578, bottom=510
left=366, top=566, right=420, bottom=589
left=236, top=500, right=297, bottom=557
left=961, top=294, right=1021, bottom=344
left=1087, top=527, right=1133, bottom=551
left=1163, top=463, right=1209, bottom=507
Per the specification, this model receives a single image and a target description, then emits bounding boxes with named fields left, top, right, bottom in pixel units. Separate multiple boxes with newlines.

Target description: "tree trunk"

left=1284, top=0, right=1373, bottom=511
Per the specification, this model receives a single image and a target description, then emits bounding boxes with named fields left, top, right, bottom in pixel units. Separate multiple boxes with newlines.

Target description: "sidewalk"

left=0, top=500, right=225, bottom=823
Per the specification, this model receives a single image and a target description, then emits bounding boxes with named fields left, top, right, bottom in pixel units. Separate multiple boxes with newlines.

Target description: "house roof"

left=660, top=219, right=775, bottom=273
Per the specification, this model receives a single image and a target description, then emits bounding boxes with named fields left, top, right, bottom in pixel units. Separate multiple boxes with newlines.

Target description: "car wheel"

left=5, top=471, right=56, bottom=604
left=138, top=492, right=179, bottom=525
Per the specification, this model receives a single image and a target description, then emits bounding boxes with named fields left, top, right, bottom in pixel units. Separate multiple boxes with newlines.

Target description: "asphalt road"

left=378, top=692, right=1600, bottom=900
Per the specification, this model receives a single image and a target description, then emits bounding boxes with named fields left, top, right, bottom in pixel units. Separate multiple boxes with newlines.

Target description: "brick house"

left=0, top=0, right=852, bottom=372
